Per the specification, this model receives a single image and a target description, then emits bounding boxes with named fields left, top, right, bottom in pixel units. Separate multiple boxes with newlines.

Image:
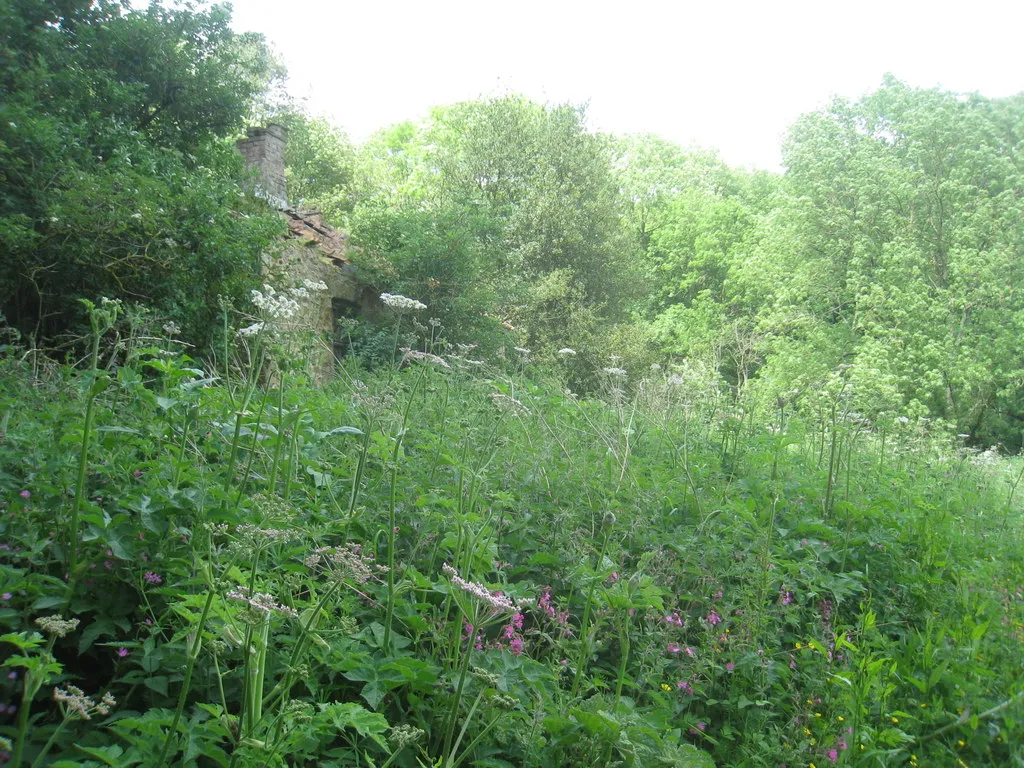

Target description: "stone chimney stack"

left=237, top=124, right=289, bottom=209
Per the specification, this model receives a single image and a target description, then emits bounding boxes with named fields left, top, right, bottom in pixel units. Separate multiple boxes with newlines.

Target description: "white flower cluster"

left=36, top=615, right=80, bottom=638
left=235, top=524, right=298, bottom=542
left=400, top=349, right=451, bottom=370
left=602, top=367, right=628, bottom=378
left=53, top=686, right=116, bottom=720
left=305, top=543, right=388, bottom=584
left=442, top=563, right=523, bottom=613
left=226, top=585, right=298, bottom=618
left=557, top=348, right=577, bottom=357
left=235, top=322, right=265, bottom=338
left=251, top=284, right=301, bottom=321
left=489, top=393, right=528, bottom=415
left=380, top=293, right=427, bottom=312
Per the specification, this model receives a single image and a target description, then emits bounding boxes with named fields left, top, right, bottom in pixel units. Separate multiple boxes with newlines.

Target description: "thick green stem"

left=251, top=615, right=271, bottom=728
left=262, top=578, right=344, bottom=713
left=382, top=369, right=425, bottom=651
left=283, top=408, right=303, bottom=498
left=28, top=717, right=69, bottom=768
left=441, top=633, right=475, bottom=763
left=446, top=688, right=485, bottom=767
left=267, top=377, right=287, bottom=492
left=67, top=325, right=103, bottom=590
left=10, top=679, right=34, bottom=767
left=613, top=616, right=631, bottom=710
left=155, top=586, right=217, bottom=768
left=569, top=527, right=612, bottom=702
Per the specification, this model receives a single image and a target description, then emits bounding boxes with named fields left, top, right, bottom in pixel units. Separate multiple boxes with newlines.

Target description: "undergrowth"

left=0, top=305, right=1022, bottom=768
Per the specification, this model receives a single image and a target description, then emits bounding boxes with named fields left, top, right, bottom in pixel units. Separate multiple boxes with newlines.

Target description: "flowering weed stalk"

left=382, top=366, right=426, bottom=651
left=569, top=516, right=615, bottom=703
left=154, top=578, right=217, bottom=768
left=28, top=687, right=116, bottom=768
left=4, top=622, right=72, bottom=767
left=439, top=563, right=523, bottom=767
left=66, top=298, right=120, bottom=595
left=380, top=292, right=426, bottom=368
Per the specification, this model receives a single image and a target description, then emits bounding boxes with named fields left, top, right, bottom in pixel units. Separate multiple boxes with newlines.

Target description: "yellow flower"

left=795, top=642, right=803, bottom=649
left=957, top=740, right=966, bottom=747
left=660, top=683, right=671, bottom=692
left=837, top=716, right=845, bottom=722
left=891, top=717, right=899, bottom=724
left=814, top=712, right=822, bottom=718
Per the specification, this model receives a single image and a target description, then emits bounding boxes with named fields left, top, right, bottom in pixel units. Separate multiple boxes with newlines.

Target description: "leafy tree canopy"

left=0, top=0, right=284, bottom=350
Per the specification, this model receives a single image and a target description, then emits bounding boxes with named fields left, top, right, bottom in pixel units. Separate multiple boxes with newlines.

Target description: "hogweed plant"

left=439, top=563, right=526, bottom=768
left=380, top=292, right=426, bottom=367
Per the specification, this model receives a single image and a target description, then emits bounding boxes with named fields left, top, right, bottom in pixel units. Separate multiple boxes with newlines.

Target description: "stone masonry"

left=237, top=124, right=289, bottom=209
left=237, top=124, right=377, bottom=377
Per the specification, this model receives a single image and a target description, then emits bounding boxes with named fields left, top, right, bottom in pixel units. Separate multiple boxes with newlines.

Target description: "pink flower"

left=707, top=610, right=722, bottom=626
left=116, top=647, right=129, bottom=658
left=144, top=571, right=162, bottom=585
left=725, top=661, right=735, bottom=672
left=676, top=680, right=693, bottom=695
left=19, top=490, right=30, bottom=499
left=685, top=647, right=695, bottom=657
left=667, top=643, right=682, bottom=653
left=1, top=593, right=11, bottom=601
left=509, top=637, right=524, bottom=656
left=827, top=748, right=838, bottom=763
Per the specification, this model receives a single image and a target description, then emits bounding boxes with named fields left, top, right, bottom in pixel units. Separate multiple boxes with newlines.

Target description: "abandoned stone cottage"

left=236, top=124, right=376, bottom=362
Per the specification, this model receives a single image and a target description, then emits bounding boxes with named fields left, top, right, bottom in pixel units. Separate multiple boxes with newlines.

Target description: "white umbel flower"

left=380, top=293, right=427, bottom=312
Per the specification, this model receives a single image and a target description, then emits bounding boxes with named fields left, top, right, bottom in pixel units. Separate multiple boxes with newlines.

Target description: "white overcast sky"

left=228, top=0, right=1024, bottom=170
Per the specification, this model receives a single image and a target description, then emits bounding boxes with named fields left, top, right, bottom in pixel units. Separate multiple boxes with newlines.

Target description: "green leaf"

left=144, top=675, right=169, bottom=696
left=323, top=426, right=365, bottom=437
left=74, top=745, right=126, bottom=765
left=569, top=709, right=619, bottom=741
left=317, top=701, right=389, bottom=748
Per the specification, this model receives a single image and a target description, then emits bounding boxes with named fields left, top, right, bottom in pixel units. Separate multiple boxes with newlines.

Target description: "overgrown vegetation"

left=1, top=302, right=1022, bottom=767
left=2, top=2, right=1024, bottom=766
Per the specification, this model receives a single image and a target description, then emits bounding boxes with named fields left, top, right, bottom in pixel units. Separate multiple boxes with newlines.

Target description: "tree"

left=0, top=0, right=284, bottom=350
left=279, top=112, right=358, bottom=220
left=347, top=96, right=633, bottom=356
left=753, top=77, right=1024, bottom=443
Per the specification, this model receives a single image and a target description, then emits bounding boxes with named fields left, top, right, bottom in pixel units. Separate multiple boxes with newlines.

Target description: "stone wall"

left=238, top=124, right=376, bottom=378
left=237, top=124, right=289, bottom=209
